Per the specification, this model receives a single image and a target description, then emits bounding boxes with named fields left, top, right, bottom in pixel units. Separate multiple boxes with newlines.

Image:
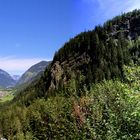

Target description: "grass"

left=0, top=90, right=14, bottom=102
left=0, top=94, right=14, bottom=102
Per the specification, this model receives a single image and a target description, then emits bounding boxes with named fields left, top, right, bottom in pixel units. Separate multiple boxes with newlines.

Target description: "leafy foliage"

left=1, top=64, right=140, bottom=139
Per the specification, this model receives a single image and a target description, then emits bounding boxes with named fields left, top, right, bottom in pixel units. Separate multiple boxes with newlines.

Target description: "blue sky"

left=0, top=0, right=140, bottom=75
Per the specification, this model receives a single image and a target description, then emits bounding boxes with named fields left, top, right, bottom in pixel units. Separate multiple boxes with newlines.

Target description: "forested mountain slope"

left=15, top=9, right=140, bottom=104
left=0, top=69, right=16, bottom=88
left=1, top=10, right=140, bottom=139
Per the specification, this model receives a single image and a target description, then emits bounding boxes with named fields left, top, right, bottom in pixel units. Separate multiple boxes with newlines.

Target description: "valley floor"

left=0, top=89, right=14, bottom=102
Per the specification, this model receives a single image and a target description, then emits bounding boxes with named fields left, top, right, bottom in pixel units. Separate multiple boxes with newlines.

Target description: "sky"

left=0, top=0, right=140, bottom=75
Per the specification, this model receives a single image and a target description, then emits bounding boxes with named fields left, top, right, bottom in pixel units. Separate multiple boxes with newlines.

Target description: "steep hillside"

left=16, top=61, right=51, bottom=86
left=50, top=10, right=140, bottom=89
left=0, top=69, right=16, bottom=88
left=15, top=10, right=140, bottom=103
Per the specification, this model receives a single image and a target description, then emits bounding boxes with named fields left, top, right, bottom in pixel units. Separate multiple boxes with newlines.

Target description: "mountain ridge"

left=16, top=61, right=51, bottom=86
left=0, top=69, right=16, bottom=88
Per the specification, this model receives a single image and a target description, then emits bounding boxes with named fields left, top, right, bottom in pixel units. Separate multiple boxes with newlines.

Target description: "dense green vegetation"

left=0, top=65, right=140, bottom=139
left=0, top=9, right=140, bottom=139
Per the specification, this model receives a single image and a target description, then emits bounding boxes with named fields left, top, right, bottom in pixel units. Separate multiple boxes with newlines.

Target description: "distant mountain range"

left=0, top=69, right=16, bottom=88
left=0, top=61, right=51, bottom=88
left=16, top=61, right=51, bottom=86
left=12, top=75, right=21, bottom=81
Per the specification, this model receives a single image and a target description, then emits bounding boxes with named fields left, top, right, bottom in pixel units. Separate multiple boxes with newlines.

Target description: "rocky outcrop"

left=108, top=15, right=140, bottom=40
left=49, top=52, right=91, bottom=90
left=49, top=61, right=64, bottom=89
